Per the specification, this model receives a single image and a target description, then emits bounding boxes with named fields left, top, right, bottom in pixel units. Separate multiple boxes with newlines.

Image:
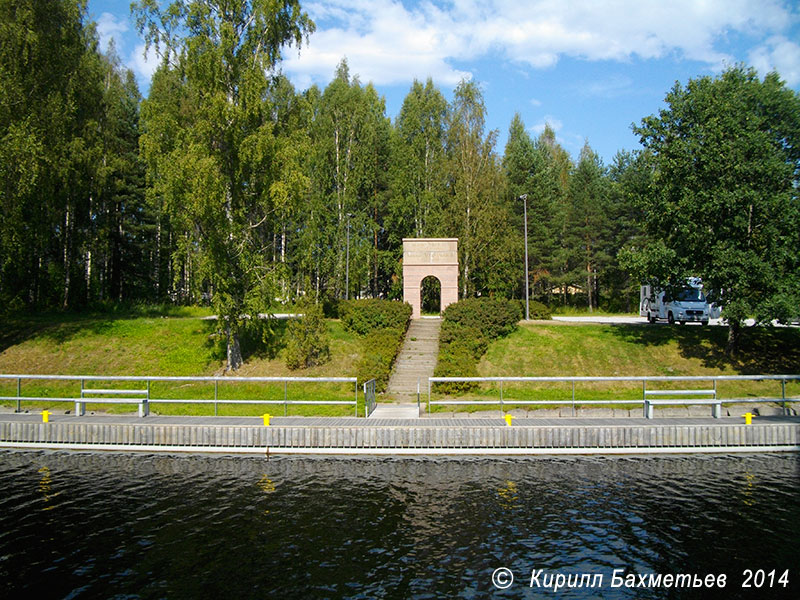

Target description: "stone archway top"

left=402, top=238, right=459, bottom=319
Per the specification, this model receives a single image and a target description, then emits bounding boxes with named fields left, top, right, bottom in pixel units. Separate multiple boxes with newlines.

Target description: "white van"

left=640, top=279, right=711, bottom=325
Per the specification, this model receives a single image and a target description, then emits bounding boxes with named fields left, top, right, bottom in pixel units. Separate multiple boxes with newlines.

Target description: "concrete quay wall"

left=2, top=420, right=799, bottom=455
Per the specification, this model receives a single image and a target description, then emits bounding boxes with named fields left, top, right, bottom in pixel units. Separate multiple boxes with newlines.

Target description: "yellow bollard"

left=41, top=410, right=50, bottom=423
left=262, top=413, right=271, bottom=427
left=742, top=412, right=754, bottom=425
left=504, top=414, right=514, bottom=426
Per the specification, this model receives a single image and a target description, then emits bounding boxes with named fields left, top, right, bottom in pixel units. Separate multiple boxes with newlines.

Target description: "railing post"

left=355, top=379, right=358, bottom=417
left=572, top=380, right=575, bottom=417
left=16, top=377, right=21, bottom=413
left=284, top=381, right=288, bottom=416
left=77, top=378, right=85, bottom=417
left=214, top=380, right=218, bottom=417
left=642, top=380, right=647, bottom=418
left=428, top=379, right=431, bottom=414
left=782, top=378, right=787, bottom=414
left=141, top=380, right=150, bottom=418
left=500, top=380, right=504, bottom=414
left=417, top=378, right=420, bottom=415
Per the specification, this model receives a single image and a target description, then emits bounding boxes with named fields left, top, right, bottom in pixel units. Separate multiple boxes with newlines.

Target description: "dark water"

left=0, top=451, right=798, bottom=599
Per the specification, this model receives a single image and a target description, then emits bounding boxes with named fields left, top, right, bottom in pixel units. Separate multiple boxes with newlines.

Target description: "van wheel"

left=668, top=312, right=675, bottom=324
left=648, top=313, right=656, bottom=324
left=679, top=320, right=686, bottom=325
left=701, top=320, right=708, bottom=326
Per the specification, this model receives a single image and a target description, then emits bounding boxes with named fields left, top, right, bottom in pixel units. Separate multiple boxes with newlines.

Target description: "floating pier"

left=1, top=413, right=799, bottom=455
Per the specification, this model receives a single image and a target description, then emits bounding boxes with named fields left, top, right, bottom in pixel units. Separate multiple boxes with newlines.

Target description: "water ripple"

left=0, top=451, right=798, bottom=598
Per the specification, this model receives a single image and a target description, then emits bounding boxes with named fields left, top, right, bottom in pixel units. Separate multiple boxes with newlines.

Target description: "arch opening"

left=420, top=275, right=441, bottom=315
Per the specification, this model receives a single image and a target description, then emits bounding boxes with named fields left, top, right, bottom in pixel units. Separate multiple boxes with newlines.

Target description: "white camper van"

left=640, top=278, right=711, bottom=325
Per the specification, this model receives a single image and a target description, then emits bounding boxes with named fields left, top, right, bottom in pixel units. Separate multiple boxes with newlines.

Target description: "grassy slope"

left=444, top=322, right=800, bottom=406
left=0, top=311, right=362, bottom=416
left=3, top=313, right=798, bottom=414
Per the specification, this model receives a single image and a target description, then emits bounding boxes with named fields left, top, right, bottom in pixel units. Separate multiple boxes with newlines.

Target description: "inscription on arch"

left=402, top=238, right=458, bottom=319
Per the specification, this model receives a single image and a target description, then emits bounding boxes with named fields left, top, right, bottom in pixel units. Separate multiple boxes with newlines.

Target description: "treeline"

left=1, top=0, right=147, bottom=311
left=1, top=0, right=645, bottom=319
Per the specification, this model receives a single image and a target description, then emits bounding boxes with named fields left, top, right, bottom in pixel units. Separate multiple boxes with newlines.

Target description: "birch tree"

left=134, top=0, right=314, bottom=370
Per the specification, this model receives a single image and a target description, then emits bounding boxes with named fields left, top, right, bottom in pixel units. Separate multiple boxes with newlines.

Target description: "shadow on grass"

left=0, top=313, right=119, bottom=353
left=1, top=309, right=291, bottom=364
left=608, top=323, right=800, bottom=374
left=206, top=318, right=289, bottom=363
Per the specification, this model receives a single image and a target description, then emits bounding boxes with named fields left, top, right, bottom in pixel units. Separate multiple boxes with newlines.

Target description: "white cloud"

left=531, top=116, right=563, bottom=135
left=749, top=36, right=800, bottom=86
left=129, top=44, right=161, bottom=87
left=284, top=0, right=799, bottom=89
left=96, top=12, right=128, bottom=53
left=284, top=0, right=472, bottom=86
left=581, top=75, right=635, bottom=99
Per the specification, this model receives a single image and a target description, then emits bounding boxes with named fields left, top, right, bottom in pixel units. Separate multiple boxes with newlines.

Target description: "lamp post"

left=345, top=213, right=353, bottom=300
left=520, top=194, right=529, bottom=321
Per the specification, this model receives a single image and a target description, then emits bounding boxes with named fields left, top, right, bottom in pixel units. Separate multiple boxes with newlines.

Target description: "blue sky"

left=89, top=0, right=800, bottom=164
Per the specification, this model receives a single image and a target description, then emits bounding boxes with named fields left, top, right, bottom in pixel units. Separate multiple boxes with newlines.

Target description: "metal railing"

left=1, top=374, right=360, bottom=417
left=427, top=375, right=800, bottom=417
left=364, top=379, right=377, bottom=417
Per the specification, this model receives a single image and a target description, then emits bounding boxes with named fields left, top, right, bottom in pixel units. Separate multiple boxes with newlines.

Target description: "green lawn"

left=429, top=322, right=800, bottom=410
left=4, top=312, right=798, bottom=416
left=0, top=310, right=363, bottom=416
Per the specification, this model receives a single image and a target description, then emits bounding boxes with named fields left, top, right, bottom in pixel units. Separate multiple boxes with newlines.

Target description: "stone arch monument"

left=402, top=238, right=458, bottom=319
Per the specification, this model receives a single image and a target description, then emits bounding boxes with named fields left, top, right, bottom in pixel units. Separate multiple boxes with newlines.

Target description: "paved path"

left=385, top=318, right=441, bottom=399
left=550, top=316, right=798, bottom=327
left=368, top=403, right=420, bottom=419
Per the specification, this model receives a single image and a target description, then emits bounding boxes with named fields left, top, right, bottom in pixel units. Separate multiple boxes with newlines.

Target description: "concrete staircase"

left=385, top=317, right=442, bottom=399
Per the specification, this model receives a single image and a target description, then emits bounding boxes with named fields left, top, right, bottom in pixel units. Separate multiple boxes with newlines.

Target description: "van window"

left=676, top=288, right=705, bottom=302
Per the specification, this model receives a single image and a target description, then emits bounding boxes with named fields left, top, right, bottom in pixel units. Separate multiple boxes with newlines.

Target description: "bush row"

left=340, top=299, right=412, bottom=335
left=341, top=299, right=412, bottom=392
left=434, top=297, right=524, bottom=394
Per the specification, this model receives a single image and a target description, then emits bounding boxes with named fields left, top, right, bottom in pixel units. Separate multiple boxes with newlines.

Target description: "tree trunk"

left=226, top=324, right=243, bottom=371
left=726, top=319, right=741, bottom=357
left=586, top=262, right=593, bottom=313
left=155, top=215, right=162, bottom=299
left=62, top=201, right=72, bottom=310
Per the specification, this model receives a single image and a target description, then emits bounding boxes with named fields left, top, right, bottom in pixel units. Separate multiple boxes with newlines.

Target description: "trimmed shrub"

left=439, top=321, right=488, bottom=359
left=434, top=297, right=522, bottom=395
left=338, top=300, right=411, bottom=392
left=528, top=301, right=552, bottom=320
left=340, top=299, right=412, bottom=335
left=433, top=345, right=478, bottom=393
left=356, top=327, right=405, bottom=392
left=441, top=297, right=522, bottom=340
left=285, top=302, right=331, bottom=370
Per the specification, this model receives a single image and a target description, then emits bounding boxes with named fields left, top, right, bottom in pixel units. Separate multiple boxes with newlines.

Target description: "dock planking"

left=1, top=413, right=799, bottom=454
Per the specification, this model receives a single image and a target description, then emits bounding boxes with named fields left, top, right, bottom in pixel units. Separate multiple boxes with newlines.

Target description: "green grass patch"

left=0, top=309, right=364, bottom=416
left=426, top=322, right=800, bottom=409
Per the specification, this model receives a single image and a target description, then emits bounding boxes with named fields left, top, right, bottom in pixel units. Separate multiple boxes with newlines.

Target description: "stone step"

left=385, top=318, right=441, bottom=398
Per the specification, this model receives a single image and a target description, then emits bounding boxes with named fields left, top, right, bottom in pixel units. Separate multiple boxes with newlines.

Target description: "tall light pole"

left=520, top=194, right=529, bottom=321
left=345, top=213, right=353, bottom=300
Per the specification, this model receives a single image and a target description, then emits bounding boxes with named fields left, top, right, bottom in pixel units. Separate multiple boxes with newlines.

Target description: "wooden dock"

left=1, top=413, right=799, bottom=455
